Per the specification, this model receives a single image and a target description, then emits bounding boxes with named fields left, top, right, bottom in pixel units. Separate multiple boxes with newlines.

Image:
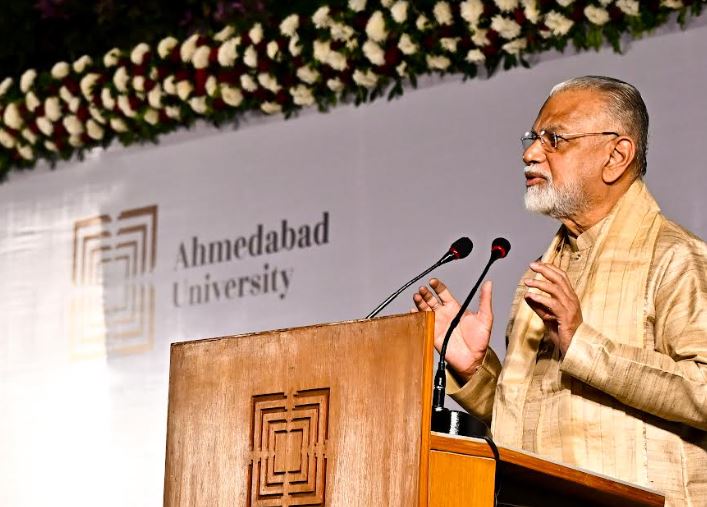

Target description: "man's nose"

left=522, top=138, right=546, bottom=166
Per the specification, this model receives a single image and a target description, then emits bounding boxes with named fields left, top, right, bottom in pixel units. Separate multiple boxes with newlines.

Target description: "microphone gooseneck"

left=431, top=238, right=511, bottom=436
left=365, top=237, right=473, bottom=319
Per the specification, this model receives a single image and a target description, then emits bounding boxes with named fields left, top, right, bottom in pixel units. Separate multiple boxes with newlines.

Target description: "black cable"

left=483, top=435, right=502, bottom=507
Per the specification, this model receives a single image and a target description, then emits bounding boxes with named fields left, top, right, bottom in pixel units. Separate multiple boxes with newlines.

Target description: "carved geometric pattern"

left=248, top=388, right=329, bottom=506
left=69, top=205, right=158, bottom=359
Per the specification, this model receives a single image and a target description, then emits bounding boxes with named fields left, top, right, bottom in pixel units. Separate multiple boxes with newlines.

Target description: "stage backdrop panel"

left=0, top=19, right=705, bottom=507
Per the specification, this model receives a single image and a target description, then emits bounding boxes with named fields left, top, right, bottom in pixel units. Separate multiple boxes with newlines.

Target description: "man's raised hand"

left=412, top=278, right=494, bottom=383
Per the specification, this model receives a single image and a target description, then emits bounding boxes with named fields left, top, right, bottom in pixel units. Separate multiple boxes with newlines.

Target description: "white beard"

left=524, top=166, right=588, bottom=219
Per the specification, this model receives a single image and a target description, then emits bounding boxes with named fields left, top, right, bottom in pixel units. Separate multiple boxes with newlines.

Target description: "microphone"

left=431, top=237, right=511, bottom=436
left=365, top=237, right=473, bottom=319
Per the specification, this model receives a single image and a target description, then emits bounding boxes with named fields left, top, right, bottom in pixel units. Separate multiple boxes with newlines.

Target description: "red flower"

left=194, top=69, right=208, bottom=95
left=77, top=106, right=90, bottom=122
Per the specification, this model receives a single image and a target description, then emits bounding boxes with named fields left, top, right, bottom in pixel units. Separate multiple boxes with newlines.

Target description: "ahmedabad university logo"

left=69, top=205, right=158, bottom=359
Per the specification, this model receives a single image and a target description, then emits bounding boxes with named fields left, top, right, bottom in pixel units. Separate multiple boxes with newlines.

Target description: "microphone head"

left=449, top=237, right=473, bottom=260
left=491, top=237, right=511, bottom=260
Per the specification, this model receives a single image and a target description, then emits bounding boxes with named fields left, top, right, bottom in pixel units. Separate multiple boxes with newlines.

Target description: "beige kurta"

left=449, top=180, right=707, bottom=507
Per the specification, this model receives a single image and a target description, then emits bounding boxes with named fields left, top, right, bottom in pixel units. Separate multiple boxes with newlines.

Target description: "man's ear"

left=603, top=136, right=636, bottom=184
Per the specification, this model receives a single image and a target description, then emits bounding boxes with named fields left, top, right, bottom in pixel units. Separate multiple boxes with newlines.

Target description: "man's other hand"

left=412, top=278, right=493, bottom=383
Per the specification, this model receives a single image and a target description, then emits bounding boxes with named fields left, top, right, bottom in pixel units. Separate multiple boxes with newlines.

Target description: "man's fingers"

left=523, top=278, right=562, bottom=299
left=528, top=262, right=573, bottom=298
left=477, top=280, right=494, bottom=323
left=413, top=292, right=432, bottom=311
left=429, top=278, right=457, bottom=305
left=524, top=292, right=558, bottom=320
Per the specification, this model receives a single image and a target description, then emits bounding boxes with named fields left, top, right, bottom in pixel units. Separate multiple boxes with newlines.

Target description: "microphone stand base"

left=431, top=407, right=489, bottom=438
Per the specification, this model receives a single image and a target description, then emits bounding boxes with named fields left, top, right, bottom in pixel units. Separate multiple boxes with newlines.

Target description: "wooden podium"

left=164, top=313, right=664, bottom=506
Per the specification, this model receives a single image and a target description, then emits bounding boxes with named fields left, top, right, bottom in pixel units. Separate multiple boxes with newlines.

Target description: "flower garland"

left=0, top=0, right=702, bottom=180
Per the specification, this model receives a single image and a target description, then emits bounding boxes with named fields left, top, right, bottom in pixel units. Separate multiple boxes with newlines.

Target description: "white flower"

left=296, top=65, right=320, bottom=84
left=381, top=0, right=394, bottom=7
left=104, top=48, right=121, bottom=67
left=18, top=144, right=33, bottom=160
left=214, top=25, right=235, bottom=42
left=461, top=0, right=484, bottom=26
left=433, top=2, right=453, bottom=25
left=80, top=73, right=100, bottom=98
left=218, top=38, right=240, bottom=66
left=22, top=128, right=37, bottom=144
left=267, top=40, right=280, bottom=60
left=68, top=97, right=80, bottom=113
left=327, top=78, right=345, bottom=92
left=314, top=40, right=331, bottom=62
left=51, top=61, right=70, bottom=79
left=502, top=38, right=527, bottom=54
left=4, top=103, right=23, bottom=130
left=491, top=15, right=521, bottom=39
left=189, top=96, right=208, bottom=114
left=280, top=14, right=299, bottom=36
left=0, top=129, right=16, bottom=148
left=192, top=45, right=211, bottom=69
left=133, top=76, right=145, bottom=92
left=366, top=11, right=388, bottom=42
left=661, top=0, right=683, bottom=8
left=240, top=74, right=257, bottom=92
left=260, top=101, right=282, bottom=114
left=440, top=37, right=459, bottom=52
left=205, top=75, right=217, bottom=96
left=113, top=67, right=129, bottom=92
left=101, top=88, right=116, bottom=109
left=471, top=28, right=489, bottom=46
left=331, top=22, right=355, bottom=41
left=353, top=69, right=379, bottom=88
left=391, top=1, right=409, bottom=23
left=176, top=81, right=193, bottom=100
left=584, top=5, right=610, bottom=25
left=158, top=36, right=179, bottom=58
left=349, top=0, right=367, bottom=12
left=258, top=73, right=281, bottom=93
left=220, top=85, right=243, bottom=107
left=544, top=11, right=574, bottom=36
left=616, top=0, right=640, bottom=16
left=163, top=76, right=176, bottom=95
left=248, top=23, right=263, bottom=45
left=243, top=46, right=258, bottom=68
left=557, top=0, right=574, bottom=6
left=289, top=34, right=302, bottom=56
left=180, top=34, right=200, bottom=62
left=148, top=85, right=163, bottom=108
left=346, top=38, right=359, bottom=50
left=59, top=85, right=74, bottom=104
left=20, top=69, right=37, bottom=93
left=0, top=77, right=13, bottom=97
left=396, top=61, right=407, bottom=76
left=68, top=135, right=83, bottom=148
left=416, top=15, right=430, bottom=30
left=290, top=85, right=315, bottom=106
left=131, top=43, right=151, bottom=65
left=89, top=106, right=105, bottom=124
left=363, top=40, right=386, bottom=66
left=45, top=97, right=62, bottom=121
left=522, top=0, right=540, bottom=24
left=312, top=6, right=331, bottom=28
left=495, top=0, right=519, bottom=12
left=165, top=106, right=181, bottom=120
left=63, top=115, right=84, bottom=135
left=25, top=91, right=41, bottom=112
left=110, top=117, right=128, bottom=132
left=398, top=34, right=418, bottom=55
left=326, top=51, right=348, bottom=71
left=427, top=55, right=451, bottom=70
left=466, top=49, right=486, bottom=63
left=117, top=95, right=137, bottom=117
left=44, top=140, right=58, bottom=151
left=142, top=108, right=158, bottom=125
left=86, top=119, right=105, bottom=140
left=599, top=0, right=612, bottom=5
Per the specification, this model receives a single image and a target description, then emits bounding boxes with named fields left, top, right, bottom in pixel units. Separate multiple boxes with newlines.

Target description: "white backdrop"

left=1, top=18, right=706, bottom=506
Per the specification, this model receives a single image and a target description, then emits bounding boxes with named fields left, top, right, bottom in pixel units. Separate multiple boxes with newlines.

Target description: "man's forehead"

left=533, top=89, right=608, bottom=130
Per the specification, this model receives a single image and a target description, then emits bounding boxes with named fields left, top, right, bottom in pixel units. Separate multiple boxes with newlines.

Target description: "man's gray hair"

left=550, top=76, right=649, bottom=176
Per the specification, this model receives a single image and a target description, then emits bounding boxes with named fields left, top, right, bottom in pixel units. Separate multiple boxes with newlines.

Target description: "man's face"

left=522, top=89, right=616, bottom=219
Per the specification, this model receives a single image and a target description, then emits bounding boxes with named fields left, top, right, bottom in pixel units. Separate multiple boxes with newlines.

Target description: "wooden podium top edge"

left=430, top=432, right=665, bottom=506
left=169, top=312, right=428, bottom=349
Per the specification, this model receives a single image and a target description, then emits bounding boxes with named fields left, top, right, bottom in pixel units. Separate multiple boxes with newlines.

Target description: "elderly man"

left=413, top=76, right=706, bottom=506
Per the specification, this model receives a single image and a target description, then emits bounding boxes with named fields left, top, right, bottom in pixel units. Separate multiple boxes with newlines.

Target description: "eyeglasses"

left=521, top=130, right=619, bottom=151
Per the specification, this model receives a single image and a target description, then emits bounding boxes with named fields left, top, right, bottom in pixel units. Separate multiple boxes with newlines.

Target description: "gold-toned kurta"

left=449, top=180, right=707, bottom=507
